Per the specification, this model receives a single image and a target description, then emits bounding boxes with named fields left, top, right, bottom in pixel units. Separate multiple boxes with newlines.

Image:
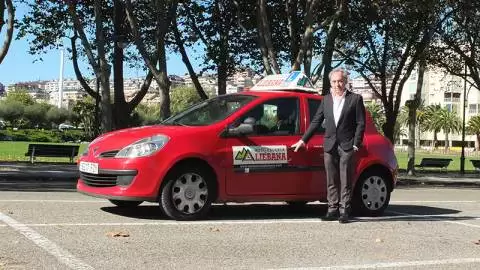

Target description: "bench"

left=471, top=160, right=480, bottom=172
left=25, top=144, right=80, bottom=163
left=414, top=158, right=453, bottom=171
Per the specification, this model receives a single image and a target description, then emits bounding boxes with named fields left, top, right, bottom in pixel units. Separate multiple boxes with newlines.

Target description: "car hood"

left=89, top=125, right=208, bottom=152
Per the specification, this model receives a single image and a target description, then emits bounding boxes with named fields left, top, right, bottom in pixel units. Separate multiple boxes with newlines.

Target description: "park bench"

left=25, top=143, right=80, bottom=163
left=471, top=160, right=480, bottom=172
left=414, top=158, right=453, bottom=171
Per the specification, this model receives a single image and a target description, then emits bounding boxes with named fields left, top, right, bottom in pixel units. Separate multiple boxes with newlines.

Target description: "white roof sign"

left=250, top=71, right=317, bottom=92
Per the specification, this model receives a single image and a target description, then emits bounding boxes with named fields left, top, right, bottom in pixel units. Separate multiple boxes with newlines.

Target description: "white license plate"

left=79, top=161, right=99, bottom=174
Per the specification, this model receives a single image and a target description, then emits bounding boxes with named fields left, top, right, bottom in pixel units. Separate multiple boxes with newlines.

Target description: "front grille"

left=99, top=150, right=119, bottom=158
left=80, top=172, right=117, bottom=187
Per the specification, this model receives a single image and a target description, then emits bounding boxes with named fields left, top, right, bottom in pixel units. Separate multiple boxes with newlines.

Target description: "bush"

left=0, top=128, right=86, bottom=142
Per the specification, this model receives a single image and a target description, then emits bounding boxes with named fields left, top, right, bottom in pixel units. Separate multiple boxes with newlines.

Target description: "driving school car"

left=77, top=72, right=398, bottom=221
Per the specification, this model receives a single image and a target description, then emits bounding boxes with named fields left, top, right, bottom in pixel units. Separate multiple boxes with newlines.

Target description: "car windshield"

left=162, top=94, right=256, bottom=126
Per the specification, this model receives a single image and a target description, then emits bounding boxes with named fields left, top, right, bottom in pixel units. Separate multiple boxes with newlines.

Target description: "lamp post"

left=460, top=64, right=472, bottom=174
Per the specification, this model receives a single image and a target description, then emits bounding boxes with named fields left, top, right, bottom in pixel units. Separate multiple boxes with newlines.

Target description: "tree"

left=17, top=1, right=154, bottom=131
left=405, top=58, right=427, bottom=175
left=423, top=104, right=444, bottom=149
left=23, top=103, right=51, bottom=129
left=170, top=86, right=202, bottom=115
left=0, top=100, right=24, bottom=128
left=0, top=0, right=14, bottom=64
left=72, top=97, right=97, bottom=140
left=437, top=108, right=461, bottom=151
left=467, top=115, right=480, bottom=151
left=125, top=0, right=178, bottom=120
left=337, top=0, right=449, bottom=143
left=430, top=0, right=480, bottom=93
left=5, top=89, right=34, bottom=105
left=46, top=107, right=70, bottom=128
left=365, top=102, right=385, bottom=134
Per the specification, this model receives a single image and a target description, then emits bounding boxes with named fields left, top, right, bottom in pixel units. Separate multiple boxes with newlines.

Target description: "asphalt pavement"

left=0, top=161, right=479, bottom=188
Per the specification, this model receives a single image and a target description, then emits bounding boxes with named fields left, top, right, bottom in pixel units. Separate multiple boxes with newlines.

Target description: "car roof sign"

left=250, top=71, right=317, bottom=93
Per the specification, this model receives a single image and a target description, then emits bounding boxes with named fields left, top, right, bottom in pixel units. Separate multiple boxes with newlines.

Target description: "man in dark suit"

left=291, top=68, right=365, bottom=223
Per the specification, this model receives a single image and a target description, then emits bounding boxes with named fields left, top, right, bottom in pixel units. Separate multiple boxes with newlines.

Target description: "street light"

left=460, top=64, right=473, bottom=174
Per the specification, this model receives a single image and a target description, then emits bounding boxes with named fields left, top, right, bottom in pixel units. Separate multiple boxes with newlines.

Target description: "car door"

left=223, top=97, right=314, bottom=196
left=304, top=98, right=327, bottom=198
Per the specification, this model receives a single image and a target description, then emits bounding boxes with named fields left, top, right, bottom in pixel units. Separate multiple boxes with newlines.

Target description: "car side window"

left=307, top=99, right=325, bottom=134
left=234, top=98, right=300, bottom=136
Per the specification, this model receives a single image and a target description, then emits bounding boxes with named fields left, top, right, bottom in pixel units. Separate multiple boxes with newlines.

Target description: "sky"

left=0, top=3, right=199, bottom=86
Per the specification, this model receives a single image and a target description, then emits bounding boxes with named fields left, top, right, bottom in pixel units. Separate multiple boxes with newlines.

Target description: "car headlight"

left=115, top=135, right=170, bottom=158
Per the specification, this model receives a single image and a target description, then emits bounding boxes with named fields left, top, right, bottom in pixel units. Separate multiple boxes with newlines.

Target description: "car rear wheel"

left=352, top=171, right=391, bottom=216
left=159, top=165, right=215, bottom=221
left=108, top=200, right=143, bottom=208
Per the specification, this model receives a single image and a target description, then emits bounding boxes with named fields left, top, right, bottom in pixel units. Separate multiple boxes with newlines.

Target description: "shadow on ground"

left=100, top=203, right=475, bottom=223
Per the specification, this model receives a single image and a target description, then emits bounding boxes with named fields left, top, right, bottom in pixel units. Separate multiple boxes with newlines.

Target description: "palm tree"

left=365, top=102, right=385, bottom=134
left=467, top=115, right=480, bottom=151
left=395, top=106, right=409, bottom=144
left=437, top=108, right=461, bottom=151
left=422, top=104, right=443, bottom=149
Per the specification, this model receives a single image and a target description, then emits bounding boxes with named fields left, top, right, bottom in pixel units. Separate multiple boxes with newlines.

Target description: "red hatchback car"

left=77, top=73, right=398, bottom=220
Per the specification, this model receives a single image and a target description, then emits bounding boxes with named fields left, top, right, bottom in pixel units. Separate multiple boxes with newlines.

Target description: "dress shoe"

left=338, top=213, right=349, bottom=224
left=322, top=211, right=339, bottom=221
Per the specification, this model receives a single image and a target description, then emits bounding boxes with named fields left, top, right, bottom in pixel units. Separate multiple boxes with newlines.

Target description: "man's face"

left=330, top=71, right=345, bottom=94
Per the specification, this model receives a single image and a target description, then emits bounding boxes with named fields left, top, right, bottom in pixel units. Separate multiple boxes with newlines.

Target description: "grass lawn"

left=395, top=150, right=479, bottom=172
left=0, top=141, right=88, bottom=163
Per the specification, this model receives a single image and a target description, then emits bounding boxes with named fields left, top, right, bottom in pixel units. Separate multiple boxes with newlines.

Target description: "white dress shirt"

left=332, top=91, right=346, bottom=127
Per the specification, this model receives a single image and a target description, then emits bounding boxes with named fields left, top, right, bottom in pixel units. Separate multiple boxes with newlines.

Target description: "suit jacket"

left=301, top=91, right=366, bottom=153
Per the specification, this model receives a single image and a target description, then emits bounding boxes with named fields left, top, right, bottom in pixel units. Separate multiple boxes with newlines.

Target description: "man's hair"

left=328, top=67, right=349, bottom=83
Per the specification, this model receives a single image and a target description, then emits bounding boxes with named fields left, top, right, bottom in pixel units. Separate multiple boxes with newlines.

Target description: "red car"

left=77, top=73, right=398, bottom=220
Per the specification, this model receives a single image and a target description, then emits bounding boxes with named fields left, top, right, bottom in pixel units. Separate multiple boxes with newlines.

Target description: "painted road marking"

left=389, top=210, right=480, bottom=229
left=0, top=215, right=477, bottom=227
left=271, top=257, right=480, bottom=269
left=0, top=212, right=94, bottom=270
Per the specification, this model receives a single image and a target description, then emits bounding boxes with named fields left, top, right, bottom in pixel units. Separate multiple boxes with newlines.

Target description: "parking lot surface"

left=0, top=187, right=479, bottom=269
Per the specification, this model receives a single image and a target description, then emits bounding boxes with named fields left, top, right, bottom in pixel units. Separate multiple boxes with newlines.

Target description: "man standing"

left=291, top=68, right=365, bottom=223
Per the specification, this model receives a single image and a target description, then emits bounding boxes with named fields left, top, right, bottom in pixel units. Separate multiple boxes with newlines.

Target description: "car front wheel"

left=159, top=165, right=215, bottom=221
left=352, top=171, right=391, bottom=216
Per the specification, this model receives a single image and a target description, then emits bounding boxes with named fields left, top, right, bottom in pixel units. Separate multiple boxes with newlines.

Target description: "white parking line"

left=272, top=257, right=480, bottom=269
left=388, top=210, right=480, bottom=229
left=391, top=200, right=478, bottom=203
left=0, top=212, right=94, bottom=270
left=0, top=200, right=104, bottom=203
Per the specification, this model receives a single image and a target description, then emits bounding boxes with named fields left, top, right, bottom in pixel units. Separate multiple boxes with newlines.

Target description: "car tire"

left=286, top=201, right=308, bottom=207
left=352, top=171, right=391, bottom=216
left=159, top=165, right=215, bottom=221
left=108, top=200, right=143, bottom=207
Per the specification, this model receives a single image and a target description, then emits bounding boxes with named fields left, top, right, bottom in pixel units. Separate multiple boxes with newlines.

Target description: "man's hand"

left=353, top=145, right=359, bottom=152
left=291, top=140, right=305, bottom=152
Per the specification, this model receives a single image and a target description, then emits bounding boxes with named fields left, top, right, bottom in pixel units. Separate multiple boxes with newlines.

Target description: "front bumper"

left=77, top=155, right=172, bottom=201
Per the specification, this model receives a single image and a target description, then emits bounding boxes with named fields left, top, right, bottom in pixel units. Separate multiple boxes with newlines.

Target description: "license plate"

left=79, top=161, right=99, bottom=174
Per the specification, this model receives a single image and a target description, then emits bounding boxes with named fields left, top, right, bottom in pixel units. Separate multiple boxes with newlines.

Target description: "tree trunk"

left=444, top=132, right=449, bottom=152
left=217, top=58, right=228, bottom=96
left=94, top=0, right=112, bottom=132
left=172, top=17, right=208, bottom=100
left=286, top=0, right=299, bottom=66
left=383, top=106, right=396, bottom=144
left=290, top=0, right=320, bottom=72
left=406, top=57, right=426, bottom=175
left=0, top=0, right=14, bottom=64
left=433, top=132, right=438, bottom=149
left=158, top=34, right=171, bottom=120
left=113, top=0, right=128, bottom=129
left=476, top=133, right=480, bottom=151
